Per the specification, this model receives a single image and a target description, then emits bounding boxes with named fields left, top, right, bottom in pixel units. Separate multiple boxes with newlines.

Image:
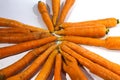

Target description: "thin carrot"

left=0, top=42, right=54, bottom=79
left=54, top=53, right=62, bottom=80
left=55, top=0, right=75, bottom=30
left=52, top=0, right=60, bottom=25
left=38, top=1, right=54, bottom=32
left=62, top=41, right=120, bottom=75
left=6, top=44, right=57, bottom=80
left=0, top=17, right=47, bottom=32
left=55, top=24, right=108, bottom=37
left=0, top=36, right=57, bottom=59
left=60, top=17, right=119, bottom=28
left=60, top=50, right=88, bottom=80
left=0, top=32, right=51, bottom=43
left=35, top=49, right=58, bottom=80
left=60, top=44, right=120, bottom=80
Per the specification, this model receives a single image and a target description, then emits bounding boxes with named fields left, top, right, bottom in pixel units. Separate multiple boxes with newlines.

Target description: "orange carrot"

left=60, top=17, right=119, bottom=28
left=54, top=53, right=62, bottom=80
left=60, top=50, right=88, bottom=80
left=58, top=36, right=105, bottom=47
left=60, top=44, right=120, bottom=80
left=55, top=24, right=108, bottom=37
left=38, top=1, right=54, bottom=32
left=52, top=0, right=60, bottom=25
left=0, top=42, right=54, bottom=79
left=6, top=44, right=57, bottom=80
left=55, top=0, right=75, bottom=30
left=0, top=36, right=57, bottom=59
left=35, top=49, right=58, bottom=80
left=62, top=41, right=120, bottom=75
left=0, top=32, right=51, bottom=43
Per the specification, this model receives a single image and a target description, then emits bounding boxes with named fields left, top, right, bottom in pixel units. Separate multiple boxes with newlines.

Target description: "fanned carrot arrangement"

left=0, top=0, right=120, bottom=80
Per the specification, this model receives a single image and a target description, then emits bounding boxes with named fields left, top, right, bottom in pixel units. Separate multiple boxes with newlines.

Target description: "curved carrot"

left=0, top=42, right=54, bottom=79
left=55, top=24, right=108, bottom=37
left=62, top=41, right=120, bottom=75
left=60, top=44, right=120, bottom=80
left=0, top=36, right=57, bottom=59
left=60, top=18, right=119, bottom=28
left=6, top=44, right=57, bottom=80
left=52, top=0, right=60, bottom=25
left=35, top=49, right=58, bottom=80
left=54, top=53, right=62, bottom=80
left=38, top=1, right=54, bottom=32
left=55, top=0, right=75, bottom=30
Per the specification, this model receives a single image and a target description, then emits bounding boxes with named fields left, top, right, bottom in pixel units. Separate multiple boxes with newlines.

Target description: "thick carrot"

left=0, top=42, right=54, bottom=79
left=60, top=17, right=119, bottom=28
left=6, top=44, right=57, bottom=80
left=0, top=32, right=51, bottom=43
left=60, top=50, right=88, bottom=80
left=52, top=0, right=60, bottom=25
left=0, top=36, right=57, bottom=59
left=58, top=36, right=105, bottom=47
left=55, top=24, right=108, bottom=37
left=62, top=41, right=120, bottom=75
left=35, top=49, right=58, bottom=80
left=60, top=44, right=120, bottom=80
left=38, top=1, right=54, bottom=32
left=55, top=0, right=75, bottom=30
left=54, top=53, right=62, bottom=80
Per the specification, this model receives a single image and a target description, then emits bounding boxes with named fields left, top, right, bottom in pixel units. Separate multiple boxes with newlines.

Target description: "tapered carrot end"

left=117, top=19, right=119, bottom=24
left=54, top=30, right=65, bottom=35
left=55, top=25, right=60, bottom=31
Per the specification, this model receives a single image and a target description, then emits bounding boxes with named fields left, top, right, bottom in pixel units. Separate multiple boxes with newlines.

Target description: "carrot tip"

left=106, top=28, right=109, bottom=34
left=117, top=19, right=119, bottom=24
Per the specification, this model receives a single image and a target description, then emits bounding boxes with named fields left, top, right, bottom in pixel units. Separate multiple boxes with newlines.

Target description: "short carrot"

left=60, top=50, right=88, bottom=80
left=38, top=1, right=54, bottom=32
left=0, top=17, right=47, bottom=32
left=0, top=36, right=57, bottom=59
left=35, top=49, right=58, bottom=80
left=60, top=17, right=119, bottom=28
left=62, top=41, right=120, bottom=75
left=0, top=42, right=54, bottom=79
left=55, top=0, right=75, bottom=30
left=54, top=53, right=62, bottom=80
left=55, top=24, right=108, bottom=37
left=52, top=0, right=60, bottom=25
left=60, top=44, right=120, bottom=80
left=6, top=44, right=57, bottom=80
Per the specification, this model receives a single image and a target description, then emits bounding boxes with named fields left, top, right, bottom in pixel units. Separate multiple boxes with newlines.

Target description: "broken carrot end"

left=106, top=28, right=109, bottom=34
left=117, top=19, right=119, bottom=24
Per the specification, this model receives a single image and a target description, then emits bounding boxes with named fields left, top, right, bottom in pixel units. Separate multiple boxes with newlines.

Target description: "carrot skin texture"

left=62, top=41, right=120, bottom=75
left=52, top=0, right=60, bottom=25
left=6, top=44, right=57, bottom=80
left=60, top=44, right=120, bottom=80
left=35, top=49, right=58, bottom=80
left=0, top=42, right=54, bottom=79
left=38, top=1, right=54, bottom=32
left=54, top=53, right=62, bottom=80
left=55, top=0, right=75, bottom=30
left=0, top=36, right=57, bottom=59
left=61, top=18, right=118, bottom=28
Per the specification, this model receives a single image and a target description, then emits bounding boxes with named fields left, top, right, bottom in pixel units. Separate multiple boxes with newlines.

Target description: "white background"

left=0, top=0, right=120, bottom=80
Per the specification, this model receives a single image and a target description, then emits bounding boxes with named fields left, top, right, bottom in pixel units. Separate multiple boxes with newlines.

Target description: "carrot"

left=0, top=36, right=57, bottom=59
left=35, top=49, right=58, bottom=80
left=60, top=44, right=120, bottom=80
left=0, top=32, right=51, bottom=43
left=0, top=42, right=54, bottom=79
left=6, top=44, right=57, bottom=80
left=60, top=50, right=88, bottom=80
left=38, top=1, right=54, bottom=32
left=52, top=0, right=60, bottom=25
left=62, top=41, right=120, bottom=75
left=54, top=53, right=62, bottom=80
left=0, top=17, right=47, bottom=32
left=55, top=0, right=75, bottom=30
left=55, top=24, right=108, bottom=37
left=58, top=36, right=105, bottom=47
left=60, top=17, right=119, bottom=28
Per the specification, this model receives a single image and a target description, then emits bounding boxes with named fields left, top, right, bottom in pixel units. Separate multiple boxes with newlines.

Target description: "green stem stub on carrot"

left=106, top=28, right=109, bottom=34
left=117, top=19, right=119, bottom=24
left=0, top=74, right=5, bottom=80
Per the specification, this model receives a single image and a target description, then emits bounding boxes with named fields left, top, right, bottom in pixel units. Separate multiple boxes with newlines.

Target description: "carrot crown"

left=117, top=19, right=119, bottom=24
